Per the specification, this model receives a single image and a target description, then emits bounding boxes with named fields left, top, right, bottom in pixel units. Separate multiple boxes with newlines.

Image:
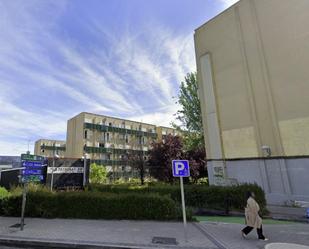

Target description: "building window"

left=106, top=133, right=110, bottom=142
left=99, top=143, right=104, bottom=148
left=84, top=130, right=88, bottom=139
left=109, top=122, right=112, bottom=127
left=125, top=135, right=129, bottom=144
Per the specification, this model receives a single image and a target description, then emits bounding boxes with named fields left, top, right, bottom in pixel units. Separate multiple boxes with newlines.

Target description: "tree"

left=185, top=147, right=207, bottom=183
left=175, top=72, right=204, bottom=151
left=127, top=151, right=146, bottom=185
left=148, top=135, right=183, bottom=183
left=89, top=163, right=107, bottom=184
left=148, top=135, right=207, bottom=183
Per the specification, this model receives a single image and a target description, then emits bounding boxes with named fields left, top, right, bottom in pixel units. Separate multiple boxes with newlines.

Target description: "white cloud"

left=217, top=0, right=239, bottom=8
left=0, top=1, right=196, bottom=155
left=128, top=104, right=181, bottom=128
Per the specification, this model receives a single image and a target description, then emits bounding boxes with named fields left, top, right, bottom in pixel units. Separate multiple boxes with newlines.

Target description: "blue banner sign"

left=22, top=169, right=42, bottom=175
left=22, top=161, right=45, bottom=168
left=21, top=175, right=44, bottom=183
left=20, top=153, right=46, bottom=183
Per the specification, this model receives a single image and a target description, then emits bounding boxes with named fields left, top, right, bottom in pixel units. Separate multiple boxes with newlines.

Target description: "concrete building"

left=66, top=112, right=158, bottom=163
left=34, top=139, right=66, bottom=158
left=156, top=126, right=179, bottom=144
left=195, top=0, right=309, bottom=204
left=35, top=112, right=178, bottom=178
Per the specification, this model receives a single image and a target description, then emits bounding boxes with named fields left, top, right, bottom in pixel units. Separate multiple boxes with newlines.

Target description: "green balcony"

left=84, top=146, right=149, bottom=155
left=91, top=159, right=144, bottom=166
left=40, top=145, right=66, bottom=151
left=84, top=122, right=158, bottom=138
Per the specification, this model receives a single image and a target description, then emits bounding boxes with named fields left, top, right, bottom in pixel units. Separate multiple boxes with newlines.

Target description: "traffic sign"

left=21, top=175, right=43, bottom=183
left=21, top=154, right=45, bottom=161
left=22, top=161, right=45, bottom=168
left=20, top=154, right=45, bottom=184
left=22, top=169, right=42, bottom=175
left=172, top=160, right=190, bottom=177
left=172, top=160, right=190, bottom=242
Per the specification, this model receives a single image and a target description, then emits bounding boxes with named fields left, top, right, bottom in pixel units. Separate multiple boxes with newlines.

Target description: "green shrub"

left=1, top=191, right=180, bottom=220
left=89, top=183, right=267, bottom=214
left=0, top=187, right=10, bottom=199
left=0, top=187, right=10, bottom=215
left=90, top=163, right=107, bottom=184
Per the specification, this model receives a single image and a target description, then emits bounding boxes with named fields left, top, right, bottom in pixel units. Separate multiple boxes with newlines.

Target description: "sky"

left=0, top=0, right=238, bottom=156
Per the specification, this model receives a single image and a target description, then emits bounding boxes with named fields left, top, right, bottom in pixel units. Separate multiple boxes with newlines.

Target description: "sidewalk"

left=0, top=217, right=217, bottom=249
left=0, top=217, right=308, bottom=249
left=197, top=221, right=309, bottom=249
left=267, top=205, right=308, bottom=222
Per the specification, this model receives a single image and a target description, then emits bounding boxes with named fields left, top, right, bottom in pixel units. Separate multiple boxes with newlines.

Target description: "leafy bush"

left=0, top=187, right=10, bottom=199
left=1, top=191, right=180, bottom=220
left=89, top=183, right=267, bottom=214
left=89, top=163, right=107, bottom=184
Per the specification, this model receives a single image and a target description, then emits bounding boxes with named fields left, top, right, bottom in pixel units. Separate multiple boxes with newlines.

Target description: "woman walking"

left=241, top=191, right=268, bottom=241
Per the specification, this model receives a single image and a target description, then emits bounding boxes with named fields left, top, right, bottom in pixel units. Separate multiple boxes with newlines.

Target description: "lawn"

left=194, top=216, right=298, bottom=225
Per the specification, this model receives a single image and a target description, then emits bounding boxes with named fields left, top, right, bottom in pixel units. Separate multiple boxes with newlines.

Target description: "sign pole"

left=20, top=183, right=27, bottom=231
left=50, top=155, right=55, bottom=191
left=83, top=153, right=87, bottom=187
left=172, top=160, right=190, bottom=243
left=180, top=176, right=188, bottom=242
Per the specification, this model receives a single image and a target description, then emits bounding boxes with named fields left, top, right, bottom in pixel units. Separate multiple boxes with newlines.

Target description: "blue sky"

left=0, top=0, right=238, bottom=155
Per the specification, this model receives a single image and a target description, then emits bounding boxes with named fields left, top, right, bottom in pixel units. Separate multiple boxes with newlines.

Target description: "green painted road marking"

left=194, top=216, right=299, bottom=225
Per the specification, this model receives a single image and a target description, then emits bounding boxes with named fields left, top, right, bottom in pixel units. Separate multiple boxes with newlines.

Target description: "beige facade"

left=66, top=112, right=158, bottom=165
left=156, top=126, right=180, bottom=143
left=35, top=112, right=178, bottom=174
left=195, top=0, right=309, bottom=159
left=34, top=139, right=66, bottom=158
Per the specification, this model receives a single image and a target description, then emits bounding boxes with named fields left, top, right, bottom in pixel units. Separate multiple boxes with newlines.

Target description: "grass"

left=194, top=216, right=299, bottom=225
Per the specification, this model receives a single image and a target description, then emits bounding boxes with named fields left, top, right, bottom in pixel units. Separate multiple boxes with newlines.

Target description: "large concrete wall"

left=195, top=0, right=309, bottom=159
left=208, top=157, right=309, bottom=205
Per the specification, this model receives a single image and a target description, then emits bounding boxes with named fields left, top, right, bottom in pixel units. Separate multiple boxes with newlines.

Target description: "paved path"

left=0, top=217, right=217, bottom=249
left=0, top=217, right=308, bottom=249
left=265, top=243, right=309, bottom=249
left=267, top=205, right=308, bottom=222
left=197, top=221, right=309, bottom=249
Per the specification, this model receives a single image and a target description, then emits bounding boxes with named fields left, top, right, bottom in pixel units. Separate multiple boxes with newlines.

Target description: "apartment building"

left=195, top=0, right=309, bottom=203
left=34, top=139, right=66, bottom=158
left=156, top=126, right=179, bottom=143
left=35, top=112, right=179, bottom=177
left=66, top=112, right=158, bottom=164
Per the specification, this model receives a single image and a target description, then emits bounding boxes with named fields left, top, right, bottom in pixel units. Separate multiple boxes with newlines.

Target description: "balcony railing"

left=84, top=146, right=148, bottom=155
left=91, top=159, right=145, bottom=166
left=84, top=123, right=157, bottom=138
left=40, top=145, right=66, bottom=151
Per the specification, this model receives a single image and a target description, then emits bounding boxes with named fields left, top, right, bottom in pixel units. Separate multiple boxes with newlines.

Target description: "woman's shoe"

left=259, top=238, right=269, bottom=241
left=241, top=231, right=247, bottom=239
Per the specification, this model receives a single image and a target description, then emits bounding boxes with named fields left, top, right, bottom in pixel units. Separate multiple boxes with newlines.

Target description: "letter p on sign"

left=172, top=160, right=190, bottom=177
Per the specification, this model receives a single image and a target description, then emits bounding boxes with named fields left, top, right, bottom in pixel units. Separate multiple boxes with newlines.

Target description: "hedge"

left=89, top=183, right=267, bottom=214
left=0, top=191, right=181, bottom=220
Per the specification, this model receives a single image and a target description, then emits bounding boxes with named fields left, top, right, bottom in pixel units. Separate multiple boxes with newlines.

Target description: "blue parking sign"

left=172, top=160, right=190, bottom=177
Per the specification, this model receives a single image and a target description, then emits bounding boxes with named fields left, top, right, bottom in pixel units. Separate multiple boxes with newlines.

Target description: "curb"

left=0, top=236, right=208, bottom=249
left=0, top=239, right=133, bottom=249
left=0, top=236, right=149, bottom=249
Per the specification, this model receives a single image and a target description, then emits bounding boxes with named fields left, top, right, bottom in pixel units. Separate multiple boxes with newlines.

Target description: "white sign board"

left=47, top=167, right=84, bottom=174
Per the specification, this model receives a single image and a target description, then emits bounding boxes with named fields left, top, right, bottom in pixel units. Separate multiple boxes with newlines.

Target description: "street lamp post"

left=83, top=153, right=87, bottom=187
left=50, top=143, right=59, bottom=191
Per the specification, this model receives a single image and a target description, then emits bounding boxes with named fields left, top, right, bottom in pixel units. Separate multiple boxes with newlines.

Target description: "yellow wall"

left=34, top=139, right=66, bottom=158
left=195, top=0, right=309, bottom=159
